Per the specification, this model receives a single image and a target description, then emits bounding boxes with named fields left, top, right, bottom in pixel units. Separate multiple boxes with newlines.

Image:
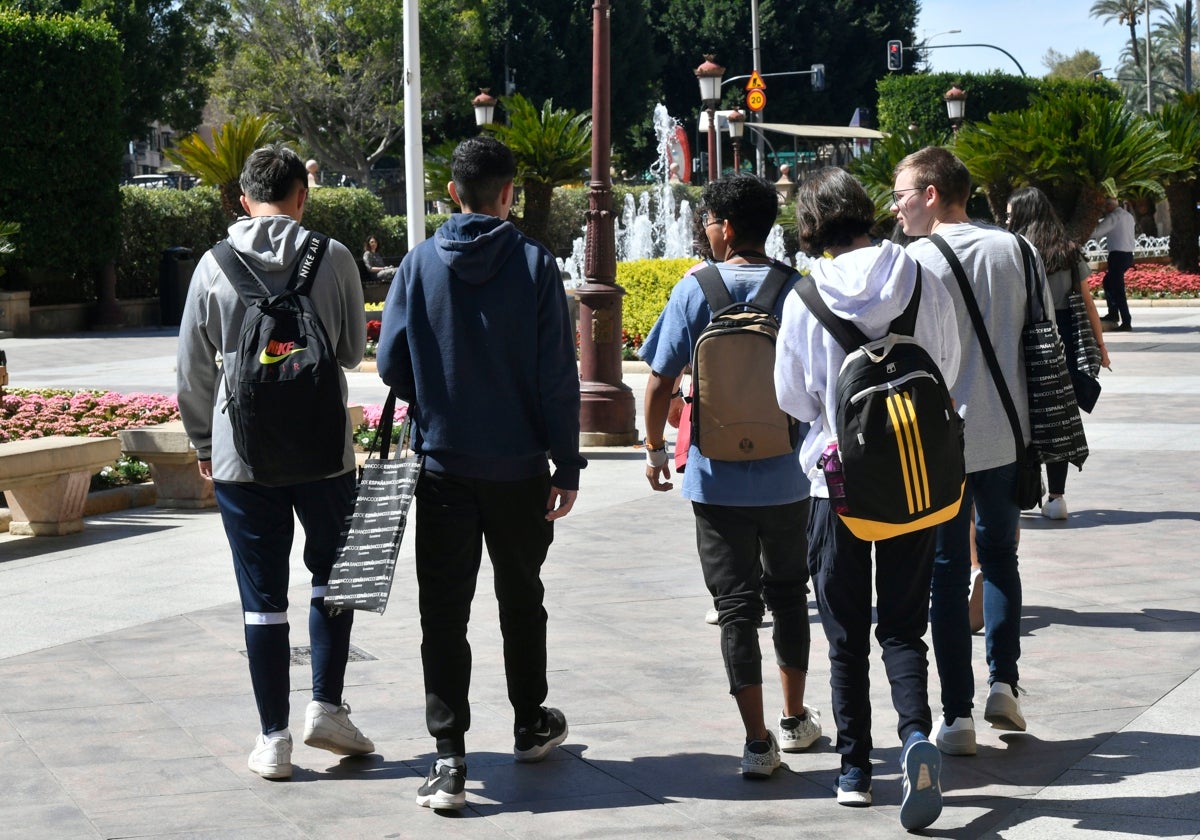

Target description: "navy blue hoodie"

left=377, top=213, right=586, bottom=490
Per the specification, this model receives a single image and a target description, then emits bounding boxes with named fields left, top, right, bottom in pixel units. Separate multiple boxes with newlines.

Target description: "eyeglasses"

left=890, top=186, right=925, bottom=205
left=701, top=211, right=725, bottom=228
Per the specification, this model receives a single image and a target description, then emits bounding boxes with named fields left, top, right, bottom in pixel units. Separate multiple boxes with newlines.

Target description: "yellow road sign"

left=746, top=70, right=766, bottom=91
left=746, top=89, right=766, bottom=112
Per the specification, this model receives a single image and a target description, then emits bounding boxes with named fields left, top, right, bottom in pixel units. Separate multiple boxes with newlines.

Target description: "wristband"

left=646, top=446, right=669, bottom=468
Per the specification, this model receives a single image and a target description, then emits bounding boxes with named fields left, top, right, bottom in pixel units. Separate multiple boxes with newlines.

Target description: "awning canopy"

left=748, top=122, right=885, bottom=140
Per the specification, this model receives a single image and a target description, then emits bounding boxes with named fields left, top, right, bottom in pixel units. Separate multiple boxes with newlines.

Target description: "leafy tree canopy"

left=1, top=0, right=225, bottom=137
left=1044, top=49, right=1103, bottom=79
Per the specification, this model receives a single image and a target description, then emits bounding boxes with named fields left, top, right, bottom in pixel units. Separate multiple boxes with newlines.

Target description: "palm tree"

left=1091, top=0, right=1169, bottom=67
left=1153, top=2, right=1198, bottom=90
left=1152, top=92, right=1200, bottom=269
left=165, top=114, right=280, bottom=219
left=485, top=94, right=592, bottom=248
left=955, top=90, right=1181, bottom=242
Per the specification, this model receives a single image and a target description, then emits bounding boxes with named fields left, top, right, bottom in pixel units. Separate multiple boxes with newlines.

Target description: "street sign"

left=745, top=88, right=766, bottom=112
left=745, top=70, right=767, bottom=91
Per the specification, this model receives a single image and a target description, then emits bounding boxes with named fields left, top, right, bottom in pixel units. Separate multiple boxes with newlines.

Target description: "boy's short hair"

left=452, top=136, right=517, bottom=209
left=794, top=167, right=876, bottom=256
left=700, top=173, right=780, bottom=245
left=895, top=146, right=971, bottom=207
left=241, top=144, right=307, bottom=203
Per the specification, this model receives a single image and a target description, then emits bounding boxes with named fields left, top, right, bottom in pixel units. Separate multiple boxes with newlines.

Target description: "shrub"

left=118, top=186, right=227, bottom=297
left=617, top=257, right=699, bottom=341
left=0, top=12, right=123, bottom=304
left=303, top=188, right=388, bottom=260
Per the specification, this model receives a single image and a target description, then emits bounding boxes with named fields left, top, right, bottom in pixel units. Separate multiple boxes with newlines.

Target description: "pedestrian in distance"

left=176, top=143, right=373, bottom=781
left=376, top=136, right=585, bottom=811
left=1090, top=195, right=1137, bottom=331
left=640, top=172, right=822, bottom=781
left=893, top=147, right=1054, bottom=756
left=776, top=167, right=958, bottom=829
left=1007, top=186, right=1110, bottom=521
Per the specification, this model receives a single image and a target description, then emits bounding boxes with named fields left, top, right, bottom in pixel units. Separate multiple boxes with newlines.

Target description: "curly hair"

left=700, top=173, right=780, bottom=245
left=793, top=167, right=876, bottom=256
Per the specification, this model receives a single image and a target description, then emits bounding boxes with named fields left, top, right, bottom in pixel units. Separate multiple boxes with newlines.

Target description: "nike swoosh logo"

left=259, top=347, right=306, bottom=364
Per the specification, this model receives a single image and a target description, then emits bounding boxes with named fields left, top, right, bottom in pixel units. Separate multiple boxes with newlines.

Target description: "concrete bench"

left=117, top=406, right=366, bottom=508
left=116, top=421, right=214, bottom=509
left=0, top=436, right=121, bottom=535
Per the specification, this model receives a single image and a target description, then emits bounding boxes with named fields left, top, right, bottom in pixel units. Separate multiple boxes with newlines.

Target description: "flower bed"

left=354, top=400, right=408, bottom=452
left=1087, top=264, right=1200, bottom=299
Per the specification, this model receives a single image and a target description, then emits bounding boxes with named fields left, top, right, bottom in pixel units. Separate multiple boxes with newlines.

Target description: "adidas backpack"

left=797, top=268, right=965, bottom=541
left=211, top=232, right=347, bottom=486
left=690, top=262, right=800, bottom=462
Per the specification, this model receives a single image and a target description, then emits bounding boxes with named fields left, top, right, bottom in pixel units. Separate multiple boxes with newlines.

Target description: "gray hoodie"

left=176, top=215, right=365, bottom=483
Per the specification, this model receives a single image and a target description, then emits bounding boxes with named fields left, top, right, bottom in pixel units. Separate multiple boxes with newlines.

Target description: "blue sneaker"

left=900, top=732, right=943, bottom=831
left=836, top=765, right=872, bottom=806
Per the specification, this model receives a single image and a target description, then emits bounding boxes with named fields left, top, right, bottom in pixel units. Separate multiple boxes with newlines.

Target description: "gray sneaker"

left=303, top=701, right=375, bottom=755
left=778, top=706, right=822, bottom=752
left=985, top=682, right=1026, bottom=731
left=741, top=731, right=781, bottom=778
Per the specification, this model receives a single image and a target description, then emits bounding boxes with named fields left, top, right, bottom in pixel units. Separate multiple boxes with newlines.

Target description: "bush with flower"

left=621, top=329, right=644, bottom=361
left=354, top=399, right=409, bottom=452
left=1087, top=264, right=1200, bottom=299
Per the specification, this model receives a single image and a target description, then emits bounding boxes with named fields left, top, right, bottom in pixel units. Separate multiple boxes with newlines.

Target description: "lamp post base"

left=575, top=281, right=637, bottom=445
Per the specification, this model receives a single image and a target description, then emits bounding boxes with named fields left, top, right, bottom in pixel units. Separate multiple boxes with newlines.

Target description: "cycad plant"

left=485, top=94, right=592, bottom=248
left=955, top=90, right=1179, bottom=242
left=165, top=114, right=280, bottom=219
left=1153, top=93, right=1200, bottom=269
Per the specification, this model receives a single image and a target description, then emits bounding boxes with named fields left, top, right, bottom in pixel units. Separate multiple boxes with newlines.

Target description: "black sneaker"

left=514, top=706, right=569, bottom=762
left=1100, top=313, right=1118, bottom=323
left=415, top=759, right=466, bottom=810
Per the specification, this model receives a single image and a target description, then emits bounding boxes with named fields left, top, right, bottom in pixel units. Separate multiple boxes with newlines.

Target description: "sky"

left=915, top=0, right=1149, bottom=77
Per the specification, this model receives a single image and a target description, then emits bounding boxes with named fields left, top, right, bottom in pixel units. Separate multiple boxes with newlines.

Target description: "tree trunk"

left=220, top=181, right=243, bottom=221
left=1166, top=181, right=1200, bottom=272
left=1063, top=186, right=1108, bottom=247
left=521, top=179, right=554, bottom=249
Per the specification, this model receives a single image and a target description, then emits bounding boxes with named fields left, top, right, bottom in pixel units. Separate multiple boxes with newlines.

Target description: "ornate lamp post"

left=944, top=85, right=967, bottom=132
left=726, top=109, right=745, bottom=172
left=472, top=88, right=497, bottom=128
left=576, top=0, right=636, bottom=444
left=695, top=55, right=725, bottom=183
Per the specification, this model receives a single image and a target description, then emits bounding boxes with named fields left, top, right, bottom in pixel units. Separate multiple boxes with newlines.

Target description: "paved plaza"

left=1, top=303, right=1199, bottom=839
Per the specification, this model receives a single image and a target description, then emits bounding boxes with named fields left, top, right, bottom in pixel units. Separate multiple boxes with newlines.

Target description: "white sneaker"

left=985, top=682, right=1027, bottom=731
left=741, top=731, right=781, bottom=778
left=705, top=607, right=719, bottom=625
left=1042, top=496, right=1068, bottom=520
left=778, top=706, right=822, bottom=752
left=933, top=714, right=976, bottom=756
left=303, top=701, right=375, bottom=755
left=248, top=732, right=292, bottom=779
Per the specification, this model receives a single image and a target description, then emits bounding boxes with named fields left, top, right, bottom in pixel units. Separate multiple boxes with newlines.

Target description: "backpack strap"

left=748, top=264, right=794, bottom=312
left=928, top=232, right=1026, bottom=464
left=796, top=274, right=869, bottom=353
left=693, top=262, right=734, bottom=313
left=888, top=265, right=922, bottom=336
left=211, top=232, right=328, bottom=305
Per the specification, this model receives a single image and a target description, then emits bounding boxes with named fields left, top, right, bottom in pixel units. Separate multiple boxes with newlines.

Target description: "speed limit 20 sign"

left=745, top=88, right=766, bottom=112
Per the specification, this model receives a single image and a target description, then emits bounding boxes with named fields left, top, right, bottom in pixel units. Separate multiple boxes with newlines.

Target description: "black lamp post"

left=727, top=109, right=745, bottom=172
left=944, top=85, right=967, bottom=132
left=695, top=55, right=725, bottom=183
left=472, top=88, right=497, bottom=128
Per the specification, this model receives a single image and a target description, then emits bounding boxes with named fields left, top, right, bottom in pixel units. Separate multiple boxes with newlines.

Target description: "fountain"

left=558, top=103, right=795, bottom=282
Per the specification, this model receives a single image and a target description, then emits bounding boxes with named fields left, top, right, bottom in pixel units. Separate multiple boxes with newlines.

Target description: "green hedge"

left=617, top=257, right=699, bottom=341
left=876, top=72, right=1120, bottom=135
left=0, top=12, right=123, bottom=305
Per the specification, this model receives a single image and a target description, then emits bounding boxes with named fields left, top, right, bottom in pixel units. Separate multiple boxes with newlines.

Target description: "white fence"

left=1083, top=234, right=1171, bottom=262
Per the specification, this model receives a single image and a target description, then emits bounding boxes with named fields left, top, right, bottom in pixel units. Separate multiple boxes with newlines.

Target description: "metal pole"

left=576, top=0, right=635, bottom=444
left=403, top=0, right=425, bottom=249
left=1147, top=0, right=1153, bottom=112
left=706, top=105, right=717, bottom=181
left=751, top=0, right=765, bottom=176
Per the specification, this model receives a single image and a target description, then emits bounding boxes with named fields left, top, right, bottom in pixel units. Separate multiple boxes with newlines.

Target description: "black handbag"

left=325, top=391, right=423, bottom=614
left=929, top=233, right=1046, bottom=509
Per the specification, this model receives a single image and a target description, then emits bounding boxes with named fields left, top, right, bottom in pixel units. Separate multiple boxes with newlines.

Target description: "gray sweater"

left=176, top=215, right=365, bottom=483
left=908, top=223, right=1056, bottom=473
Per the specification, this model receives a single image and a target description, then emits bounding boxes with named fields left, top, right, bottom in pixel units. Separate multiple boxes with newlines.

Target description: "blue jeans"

left=930, top=463, right=1022, bottom=720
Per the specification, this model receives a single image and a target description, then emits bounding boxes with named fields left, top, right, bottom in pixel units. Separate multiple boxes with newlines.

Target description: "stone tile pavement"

left=0, top=305, right=1198, bottom=838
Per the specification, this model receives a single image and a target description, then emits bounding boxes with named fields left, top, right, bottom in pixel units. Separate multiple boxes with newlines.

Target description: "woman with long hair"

left=1007, top=186, right=1110, bottom=520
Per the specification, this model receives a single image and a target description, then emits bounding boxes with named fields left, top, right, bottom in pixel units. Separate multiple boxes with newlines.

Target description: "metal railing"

left=1083, top=234, right=1171, bottom=262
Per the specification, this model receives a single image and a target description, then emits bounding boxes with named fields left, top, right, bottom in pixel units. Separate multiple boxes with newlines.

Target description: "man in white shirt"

left=1090, top=196, right=1136, bottom=331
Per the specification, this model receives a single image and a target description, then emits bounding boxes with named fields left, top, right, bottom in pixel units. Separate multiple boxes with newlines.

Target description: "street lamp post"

left=695, top=55, right=725, bottom=183
left=919, top=28, right=961, bottom=64
left=472, top=88, right=497, bottom=128
left=576, top=0, right=635, bottom=444
left=944, top=85, right=968, bottom=132
left=727, top=109, right=745, bottom=172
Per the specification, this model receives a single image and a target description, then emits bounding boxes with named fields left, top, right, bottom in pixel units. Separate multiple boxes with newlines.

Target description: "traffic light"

left=887, top=40, right=903, bottom=71
left=811, top=63, right=825, bottom=91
